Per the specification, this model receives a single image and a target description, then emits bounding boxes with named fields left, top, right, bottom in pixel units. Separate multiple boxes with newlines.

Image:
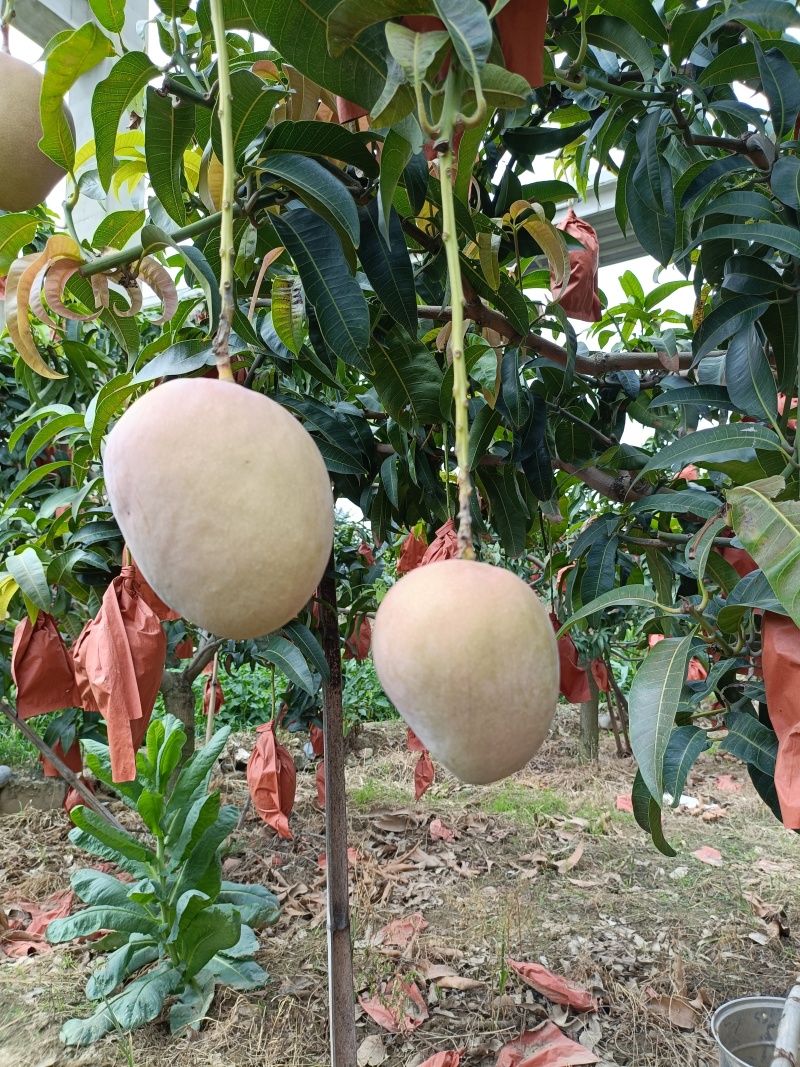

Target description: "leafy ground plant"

left=46, top=715, right=280, bottom=1046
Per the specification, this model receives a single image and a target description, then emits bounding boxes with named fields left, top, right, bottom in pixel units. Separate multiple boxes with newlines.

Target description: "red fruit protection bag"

left=72, top=566, right=166, bottom=782
left=761, top=611, right=800, bottom=829
left=397, top=530, right=428, bottom=574
left=550, top=613, right=590, bottom=703
left=553, top=209, right=601, bottom=322
left=247, top=720, right=297, bottom=839
left=11, top=613, right=82, bottom=718
left=344, top=616, right=372, bottom=660
left=420, top=519, right=459, bottom=566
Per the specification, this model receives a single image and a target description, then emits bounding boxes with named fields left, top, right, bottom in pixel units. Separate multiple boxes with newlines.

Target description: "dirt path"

left=2, top=711, right=799, bottom=1067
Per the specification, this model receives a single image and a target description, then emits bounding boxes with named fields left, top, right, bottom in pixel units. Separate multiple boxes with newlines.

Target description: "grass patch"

left=484, top=783, right=567, bottom=823
left=0, top=724, right=40, bottom=769
left=351, top=777, right=411, bottom=809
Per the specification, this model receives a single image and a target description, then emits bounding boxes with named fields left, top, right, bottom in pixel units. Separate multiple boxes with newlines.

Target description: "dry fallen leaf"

left=645, top=990, right=698, bottom=1031
left=436, top=975, right=485, bottom=991
left=357, top=1035, right=387, bottom=1067
left=373, top=913, right=428, bottom=948
left=692, top=846, right=723, bottom=867
left=555, top=839, right=585, bottom=874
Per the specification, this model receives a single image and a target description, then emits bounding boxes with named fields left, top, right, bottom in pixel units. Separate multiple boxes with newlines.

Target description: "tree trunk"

left=318, top=561, right=357, bottom=1067
left=160, top=670, right=196, bottom=765
left=579, top=666, right=600, bottom=763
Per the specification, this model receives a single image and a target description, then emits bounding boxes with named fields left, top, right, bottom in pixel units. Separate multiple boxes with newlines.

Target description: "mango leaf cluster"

left=46, top=717, right=279, bottom=1045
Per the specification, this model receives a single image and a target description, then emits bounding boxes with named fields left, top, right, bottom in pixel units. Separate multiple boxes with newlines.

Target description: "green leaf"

left=271, top=276, right=306, bottom=354
left=87, top=0, right=126, bottom=34
left=501, top=121, right=592, bottom=160
left=132, top=339, right=213, bottom=384
left=176, top=806, right=239, bottom=896
left=93, top=210, right=146, bottom=251
left=668, top=7, right=715, bottom=63
left=500, top=348, right=529, bottom=428
left=61, top=965, right=182, bottom=1047
left=581, top=534, right=619, bottom=604
left=598, top=0, right=667, bottom=41
left=261, top=634, right=316, bottom=694
left=699, top=41, right=800, bottom=87
left=721, top=710, right=778, bottom=775
left=648, top=385, right=739, bottom=412
left=69, top=806, right=158, bottom=865
left=629, top=636, right=695, bottom=803
left=282, top=619, right=330, bottom=682
left=212, top=71, right=284, bottom=164
left=2, top=462, right=71, bottom=514
left=167, top=792, right=222, bottom=869
left=725, top=325, right=778, bottom=422
left=558, top=586, right=664, bottom=633
left=368, top=332, right=444, bottom=428
left=263, top=119, right=379, bottom=177
left=202, top=955, right=269, bottom=990
left=432, top=0, right=492, bottom=76
left=40, top=24, right=113, bottom=173
left=6, top=549, right=52, bottom=611
left=461, top=260, right=529, bottom=335
left=378, top=127, right=413, bottom=244
left=478, top=466, right=529, bottom=557
left=47, top=901, right=160, bottom=944
left=728, top=484, right=800, bottom=628
left=585, top=15, right=654, bottom=78
left=693, top=295, right=771, bottom=362
left=358, top=199, right=418, bottom=336
left=217, top=881, right=281, bottom=928
left=687, top=221, right=800, bottom=261
left=468, top=404, right=501, bottom=469
left=180, top=904, right=241, bottom=980
left=93, top=53, right=160, bottom=191
left=626, top=113, right=674, bottom=267
left=71, top=868, right=146, bottom=910
left=326, top=0, right=435, bottom=57
left=755, top=43, right=800, bottom=139
left=663, top=726, right=712, bottom=806
left=631, top=770, right=676, bottom=858
left=170, top=972, right=216, bottom=1034
left=636, top=424, right=783, bottom=480
left=145, top=87, right=195, bottom=226
left=0, top=213, right=40, bottom=275
left=718, top=569, right=786, bottom=632
left=86, top=936, right=159, bottom=1001
left=263, top=152, right=360, bottom=249
left=166, top=726, right=231, bottom=823
left=272, top=206, right=370, bottom=366
left=220, top=924, right=260, bottom=959
left=251, top=0, right=415, bottom=120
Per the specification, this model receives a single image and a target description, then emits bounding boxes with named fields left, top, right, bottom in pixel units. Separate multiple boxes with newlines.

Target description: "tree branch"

left=182, top=636, right=226, bottom=683
left=416, top=304, right=698, bottom=374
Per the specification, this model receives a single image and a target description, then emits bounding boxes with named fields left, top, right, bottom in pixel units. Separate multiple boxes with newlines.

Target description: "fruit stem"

left=438, top=143, right=474, bottom=559
left=207, top=0, right=236, bottom=382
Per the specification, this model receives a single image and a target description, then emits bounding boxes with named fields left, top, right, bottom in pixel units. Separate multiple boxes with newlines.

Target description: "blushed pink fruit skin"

left=371, top=559, right=559, bottom=784
left=104, top=377, right=334, bottom=640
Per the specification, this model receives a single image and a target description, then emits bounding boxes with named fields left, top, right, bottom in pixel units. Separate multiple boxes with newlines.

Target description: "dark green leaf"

left=581, top=534, right=619, bottom=604
left=378, top=127, right=413, bottom=244
left=631, top=770, right=676, bottom=857
left=626, top=113, right=675, bottom=266
left=145, top=87, right=195, bottom=226
left=636, top=424, right=783, bottom=479
left=170, top=972, right=216, bottom=1035
left=468, top=404, right=501, bottom=469
left=368, top=332, right=443, bottom=427
left=770, top=156, right=800, bottom=209
left=69, top=806, right=158, bottom=865
left=47, top=901, right=160, bottom=943
left=165, top=726, right=231, bottom=825
left=501, top=121, right=592, bottom=160
left=718, top=568, right=786, bottom=631
left=686, top=221, right=800, bottom=260
left=261, top=634, right=317, bottom=694
left=629, top=636, right=695, bottom=802
left=648, top=385, right=738, bottom=412
left=326, top=0, right=435, bottom=56
left=478, top=466, right=529, bottom=557
left=693, top=295, right=771, bottom=362
left=85, top=936, right=159, bottom=1001
left=263, top=119, right=379, bottom=177
left=358, top=199, right=418, bottom=336
left=725, top=325, right=777, bottom=421
left=668, top=7, right=715, bottom=63
left=585, top=15, right=654, bottom=78
left=432, top=0, right=492, bottom=75
left=721, top=710, right=778, bottom=775
left=212, top=71, right=284, bottom=164
left=629, top=490, right=722, bottom=519
left=217, top=881, right=281, bottom=928
left=272, top=206, right=369, bottom=366
left=61, top=965, right=182, bottom=1047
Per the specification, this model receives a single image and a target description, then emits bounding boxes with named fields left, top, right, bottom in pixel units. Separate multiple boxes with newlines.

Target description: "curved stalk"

left=207, top=0, right=236, bottom=381
left=438, top=146, right=474, bottom=559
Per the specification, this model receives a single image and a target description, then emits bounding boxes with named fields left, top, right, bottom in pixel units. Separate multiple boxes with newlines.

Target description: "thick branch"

left=416, top=304, right=698, bottom=374
left=182, top=636, right=226, bottom=683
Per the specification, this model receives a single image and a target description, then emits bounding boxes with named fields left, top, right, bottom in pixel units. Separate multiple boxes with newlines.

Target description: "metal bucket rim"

left=710, top=996, right=787, bottom=1044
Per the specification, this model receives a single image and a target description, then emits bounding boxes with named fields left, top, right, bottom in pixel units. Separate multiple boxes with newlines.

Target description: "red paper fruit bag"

left=11, top=614, right=82, bottom=718
left=344, top=616, right=372, bottom=660
left=761, top=611, right=800, bottom=829
left=554, top=209, right=601, bottom=322
left=247, top=721, right=297, bottom=839
left=397, top=530, right=428, bottom=574
left=550, top=613, right=589, bottom=703
left=72, top=567, right=166, bottom=782
left=420, top=519, right=458, bottom=566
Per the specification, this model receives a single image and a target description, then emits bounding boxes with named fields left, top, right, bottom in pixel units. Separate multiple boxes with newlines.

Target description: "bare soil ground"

left=1, top=708, right=799, bottom=1067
